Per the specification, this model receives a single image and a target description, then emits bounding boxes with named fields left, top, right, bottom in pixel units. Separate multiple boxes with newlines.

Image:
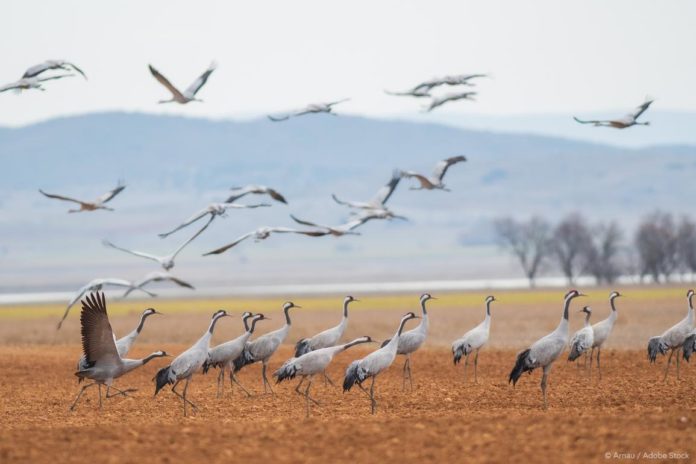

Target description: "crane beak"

left=294, top=305, right=302, bottom=309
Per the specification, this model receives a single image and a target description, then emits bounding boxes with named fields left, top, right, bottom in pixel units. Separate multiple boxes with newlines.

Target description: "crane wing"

left=369, top=170, right=402, bottom=207
left=171, top=215, right=214, bottom=259
left=148, top=65, right=185, bottom=100
left=102, top=239, right=161, bottom=262
left=432, top=155, right=466, bottom=182
left=289, top=214, right=322, bottom=228
left=159, top=207, right=210, bottom=238
left=184, top=61, right=217, bottom=97
left=79, top=292, right=120, bottom=366
left=630, top=98, right=654, bottom=121
left=39, top=189, right=84, bottom=205
left=95, top=182, right=125, bottom=204
left=203, top=231, right=256, bottom=255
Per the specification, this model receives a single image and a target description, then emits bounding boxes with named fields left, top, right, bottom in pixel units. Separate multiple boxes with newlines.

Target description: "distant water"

left=0, top=275, right=657, bottom=305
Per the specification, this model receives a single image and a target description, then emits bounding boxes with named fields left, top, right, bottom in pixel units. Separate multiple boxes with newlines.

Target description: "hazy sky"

left=1, top=0, right=695, bottom=127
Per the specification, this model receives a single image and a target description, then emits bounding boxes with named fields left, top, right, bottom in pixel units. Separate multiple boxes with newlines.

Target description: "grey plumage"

left=231, top=302, right=299, bottom=394
left=646, top=290, right=695, bottom=381
left=153, top=309, right=228, bottom=416
left=508, top=289, right=585, bottom=409
left=342, top=312, right=419, bottom=414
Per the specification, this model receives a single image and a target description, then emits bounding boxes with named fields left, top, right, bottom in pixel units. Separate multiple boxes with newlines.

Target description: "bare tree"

left=677, top=216, right=696, bottom=279
left=551, top=213, right=593, bottom=284
left=634, top=211, right=680, bottom=282
left=584, top=221, right=624, bottom=284
left=494, top=216, right=552, bottom=287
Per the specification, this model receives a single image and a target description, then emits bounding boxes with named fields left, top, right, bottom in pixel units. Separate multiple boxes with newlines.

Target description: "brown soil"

left=1, top=344, right=695, bottom=464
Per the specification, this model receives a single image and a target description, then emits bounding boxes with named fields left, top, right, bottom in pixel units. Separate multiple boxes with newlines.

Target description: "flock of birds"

left=43, top=155, right=467, bottom=328
left=3, top=59, right=656, bottom=124
left=7, top=58, right=664, bottom=417
left=70, top=288, right=695, bottom=416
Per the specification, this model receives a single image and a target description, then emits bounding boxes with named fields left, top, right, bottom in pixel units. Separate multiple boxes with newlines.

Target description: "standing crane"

left=232, top=302, right=300, bottom=394
left=203, top=313, right=267, bottom=397
left=380, top=293, right=435, bottom=391
left=589, top=291, right=622, bottom=379
left=568, top=307, right=594, bottom=378
left=70, top=293, right=168, bottom=411
left=451, top=295, right=495, bottom=383
left=647, top=290, right=694, bottom=381
left=154, top=309, right=229, bottom=416
left=509, top=289, right=585, bottom=409
left=294, top=295, right=358, bottom=386
left=343, top=312, right=419, bottom=414
left=275, top=336, right=373, bottom=417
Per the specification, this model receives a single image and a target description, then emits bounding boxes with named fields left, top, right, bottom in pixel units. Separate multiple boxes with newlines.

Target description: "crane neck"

left=242, top=315, right=252, bottom=332
left=141, top=352, right=165, bottom=365
left=249, top=317, right=262, bottom=334
left=610, top=297, right=619, bottom=313
left=135, top=312, right=150, bottom=334
left=342, top=337, right=371, bottom=351
left=207, top=315, right=224, bottom=335
left=396, top=317, right=411, bottom=338
left=562, top=296, right=573, bottom=322
left=343, top=300, right=351, bottom=319
left=284, top=306, right=292, bottom=325
left=485, top=300, right=492, bottom=318
left=121, top=353, right=164, bottom=374
left=420, top=299, right=429, bottom=316
left=583, top=312, right=591, bottom=327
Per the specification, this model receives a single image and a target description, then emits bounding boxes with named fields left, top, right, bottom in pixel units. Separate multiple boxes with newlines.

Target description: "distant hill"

left=1, top=112, right=694, bottom=292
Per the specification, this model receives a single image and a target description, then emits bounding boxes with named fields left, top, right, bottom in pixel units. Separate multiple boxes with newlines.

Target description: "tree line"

left=493, top=211, right=696, bottom=286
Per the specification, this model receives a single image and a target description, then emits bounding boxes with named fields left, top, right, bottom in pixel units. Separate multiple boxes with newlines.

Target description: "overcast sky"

left=1, top=0, right=695, bottom=127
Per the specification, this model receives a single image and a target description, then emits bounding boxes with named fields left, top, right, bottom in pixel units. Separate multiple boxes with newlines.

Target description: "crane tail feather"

left=274, top=363, right=297, bottom=384
left=154, top=365, right=172, bottom=396
left=232, top=347, right=255, bottom=373
left=452, top=343, right=468, bottom=365
left=647, top=337, right=667, bottom=363
left=683, top=334, right=696, bottom=362
left=294, top=339, right=311, bottom=358
left=343, top=361, right=367, bottom=392
left=509, top=348, right=532, bottom=385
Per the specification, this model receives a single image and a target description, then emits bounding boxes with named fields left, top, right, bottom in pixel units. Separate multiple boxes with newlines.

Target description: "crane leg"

left=323, top=372, right=335, bottom=387
left=541, top=365, right=550, bottom=410
left=474, top=349, right=479, bottom=384
left=357, top=382, right=373, bottom=400
left=105, top=386, right=136, bottom=398
left=370, top=376, right=377, bottom=415
left=663, top=349, right=675, bottom=382
left=402, top=357, right=408, bottom=391
left=589, top=348, right=594, bottom=374
left=262, top=362, right=275, bottom=395
left=304, top=377, right=312, bottom=418
left=596, top=348, right=601, bottom=381
left=676, top=347, right=681, bottom=380
left=172, top=378, right=198, bottom=416
left=217, top=368, right=225, bottom=398
left=463, top=353, right=470, bottom=383
left=98, top=384, right=103, bottom=410
left=402, top=356, right=413, bottom=391
left=69, top=382, right=96, bottom=411
left=230, top=372, right=251, bottom=397
left=295, top=377, right=306, bottom=396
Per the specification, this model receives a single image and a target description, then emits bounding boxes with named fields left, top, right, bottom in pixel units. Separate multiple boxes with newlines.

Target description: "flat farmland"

left=1, top=287, right=694, bottom=463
